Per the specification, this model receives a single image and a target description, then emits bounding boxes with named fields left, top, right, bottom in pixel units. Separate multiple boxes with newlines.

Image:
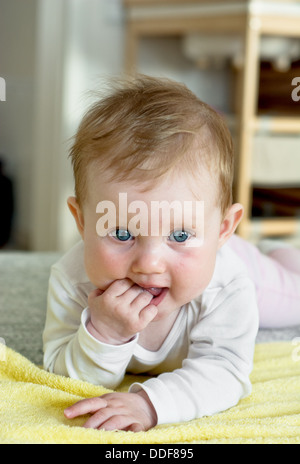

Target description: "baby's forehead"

left=87, top=161, right=218, bottom=205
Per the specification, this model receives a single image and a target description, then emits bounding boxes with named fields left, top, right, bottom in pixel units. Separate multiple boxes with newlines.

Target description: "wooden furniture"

left=123, top=0, right=300, bottom=239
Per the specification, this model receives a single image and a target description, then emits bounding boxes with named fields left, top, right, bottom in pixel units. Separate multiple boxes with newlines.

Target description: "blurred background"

left=0, top=0, right=299, bottom=252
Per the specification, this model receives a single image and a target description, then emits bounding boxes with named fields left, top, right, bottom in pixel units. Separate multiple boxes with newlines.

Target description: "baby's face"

left=69, top=167, right=240, bottom=322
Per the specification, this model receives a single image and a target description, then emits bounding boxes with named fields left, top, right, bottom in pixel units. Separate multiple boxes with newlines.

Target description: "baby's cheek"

left=84, top=247, right=126, bottom=288
left=172, top=256, right=198, bottom=289
left=173, top=250, right=213, bottom=295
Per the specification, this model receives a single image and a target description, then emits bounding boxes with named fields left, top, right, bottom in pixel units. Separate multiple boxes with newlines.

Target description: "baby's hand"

left=87, top=279, right=158, bottom=345
left=64, top=390, right=158, bottom=432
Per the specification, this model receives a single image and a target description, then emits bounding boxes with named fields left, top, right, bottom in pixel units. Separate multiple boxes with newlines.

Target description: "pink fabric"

left=228, top=235, right=300, bottom=329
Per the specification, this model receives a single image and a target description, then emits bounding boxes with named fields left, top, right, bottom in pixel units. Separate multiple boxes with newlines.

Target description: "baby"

left=43, top=75, right=300, bottom=432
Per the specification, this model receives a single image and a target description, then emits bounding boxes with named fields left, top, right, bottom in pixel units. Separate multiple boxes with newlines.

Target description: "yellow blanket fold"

left=1, top=342, right=300, bottom=444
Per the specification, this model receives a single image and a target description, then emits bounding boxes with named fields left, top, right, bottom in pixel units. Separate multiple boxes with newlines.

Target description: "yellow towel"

left=0, top=342, right=300, bottom=444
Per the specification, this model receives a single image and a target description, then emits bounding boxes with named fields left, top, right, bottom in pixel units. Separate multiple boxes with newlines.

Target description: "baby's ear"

left=218, top=203, right=244, bottom=249
left=67, top=196, right=85, bottom=238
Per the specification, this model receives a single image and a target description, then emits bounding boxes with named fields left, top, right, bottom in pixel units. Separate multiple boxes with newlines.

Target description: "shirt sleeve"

left=43, top=266, right=137, bottom=388
left=130, top=277, right=259, bottom=425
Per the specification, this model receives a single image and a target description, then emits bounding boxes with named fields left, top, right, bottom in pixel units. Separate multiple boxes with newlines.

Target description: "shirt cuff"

left=129, top=377, right=181, bottom=425
left=79, top=307, right=138, bottom=362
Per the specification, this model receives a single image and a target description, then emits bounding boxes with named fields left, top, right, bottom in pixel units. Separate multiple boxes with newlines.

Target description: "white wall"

left=55, top=0, right=127, bottom=252
left=30, top=0, right=129, bottom=251
left=0, top=0, right=37, bottom=248
left=0, top=0, right=228, bottom=251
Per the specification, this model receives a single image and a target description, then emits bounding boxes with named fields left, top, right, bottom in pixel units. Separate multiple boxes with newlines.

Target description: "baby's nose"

left=131, top=245, right=166, bottom=275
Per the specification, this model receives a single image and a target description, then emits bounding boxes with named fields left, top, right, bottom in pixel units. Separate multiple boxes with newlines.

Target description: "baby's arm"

left=64, top=277, right=259, bottom=431
left=44, top=266, right=159, bottom=430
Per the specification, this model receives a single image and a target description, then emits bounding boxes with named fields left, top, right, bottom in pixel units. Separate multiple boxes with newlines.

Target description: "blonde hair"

left=69, top=75, right=234, bottom=215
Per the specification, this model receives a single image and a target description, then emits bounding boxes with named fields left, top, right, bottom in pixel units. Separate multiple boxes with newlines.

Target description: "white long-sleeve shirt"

left=43, top=240, right=259, bottom=425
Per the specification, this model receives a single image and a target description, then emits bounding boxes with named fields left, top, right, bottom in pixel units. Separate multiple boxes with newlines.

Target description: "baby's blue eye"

left=169, top=230, right=191, bottom=243
left=112, top=229, right=133, bottom=242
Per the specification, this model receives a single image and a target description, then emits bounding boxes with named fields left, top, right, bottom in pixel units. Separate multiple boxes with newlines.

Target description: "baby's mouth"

left=145, top=287, right=164, bottom=297
left=138, top=285, right=168, bottom=306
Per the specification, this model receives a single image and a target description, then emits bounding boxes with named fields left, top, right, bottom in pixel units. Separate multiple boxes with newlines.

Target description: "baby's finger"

left=138, top=304, right=158, bottom=327
left=98, top=414, right=142, bottom=432
left=88, top=288, right=104, bottom=303
left=82, top=406, right=117, bottom=429
left=105, top=278, right=134, bottom=297
left=64, top=397, right=107, bottom=419
left=128, top=286, right=153, bottom=308
left=127, top=422, right=144, bottom=433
